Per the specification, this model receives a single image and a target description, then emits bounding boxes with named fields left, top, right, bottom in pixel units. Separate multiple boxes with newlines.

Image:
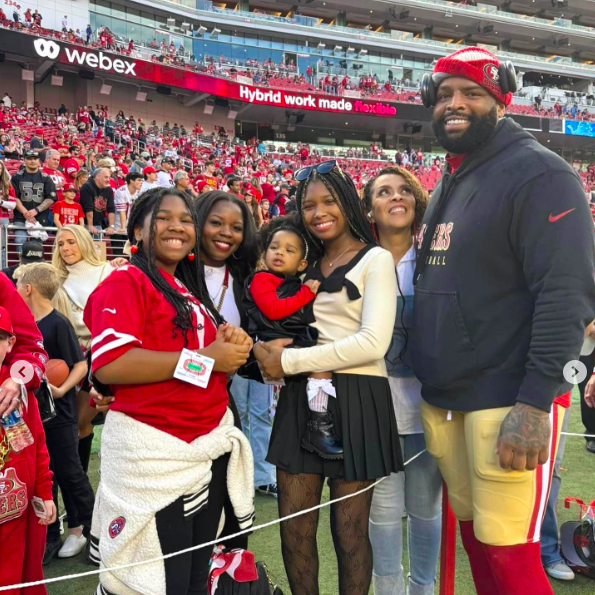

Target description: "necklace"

left=324, top=242, right=357, bottom=267
left=208, top=267, right=230, bottom=312
left=0, top=432, right=11, bottom=472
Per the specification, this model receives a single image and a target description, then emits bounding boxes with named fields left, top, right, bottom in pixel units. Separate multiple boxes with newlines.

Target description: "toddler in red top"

left=0, top=306, right=55, bottom=595
left=243, top=218, right=343, bottom=459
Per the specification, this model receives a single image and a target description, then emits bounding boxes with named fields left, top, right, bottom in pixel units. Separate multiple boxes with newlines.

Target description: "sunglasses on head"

left=295, top=160, right=337, bottom=182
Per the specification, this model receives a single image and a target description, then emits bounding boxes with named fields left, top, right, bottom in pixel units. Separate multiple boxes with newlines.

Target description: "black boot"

left=301, top=411, right=344, bottom=460
left=78, top=433, right=94, bottom=473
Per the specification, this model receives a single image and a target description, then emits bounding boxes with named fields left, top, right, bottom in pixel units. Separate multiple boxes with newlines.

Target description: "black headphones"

left=420, top=61, right=517, bottom=108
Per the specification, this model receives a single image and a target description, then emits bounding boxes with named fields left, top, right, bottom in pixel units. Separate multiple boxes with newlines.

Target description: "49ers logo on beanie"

left=432, top=48, right=512, bottom=107
left=483, top=63, right=500, bottom=85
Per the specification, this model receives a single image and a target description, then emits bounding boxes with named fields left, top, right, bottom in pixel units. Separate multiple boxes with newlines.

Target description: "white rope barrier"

left=0, top=449, right=429, bottom=592
left=3, top=428, right=595, bottom=592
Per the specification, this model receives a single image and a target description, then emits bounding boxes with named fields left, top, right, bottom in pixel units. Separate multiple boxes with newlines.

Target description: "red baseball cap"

left=0, top=306, right=15, bottom=337
left=143, top=166, right=157, bottom=175
left=63, top=184, right=77, bottom=193
left=35, top=128, right=44, bottom=135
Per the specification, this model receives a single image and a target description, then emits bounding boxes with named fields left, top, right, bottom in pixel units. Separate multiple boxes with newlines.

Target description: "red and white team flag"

left=208, top=547, right=259, bottom=594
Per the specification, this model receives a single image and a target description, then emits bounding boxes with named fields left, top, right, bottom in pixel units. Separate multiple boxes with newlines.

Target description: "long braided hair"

left=294, top=167, right=375, bottom=261
left=126, top=187, right=223, bottom=346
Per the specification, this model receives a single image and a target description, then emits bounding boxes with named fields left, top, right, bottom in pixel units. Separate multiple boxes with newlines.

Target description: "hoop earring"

left=232, top=252, right=241, bottom=260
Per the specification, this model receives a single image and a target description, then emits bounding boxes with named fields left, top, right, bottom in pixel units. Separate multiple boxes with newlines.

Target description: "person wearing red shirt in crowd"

left=194, top=161, right=219, bottom=191
left=52, top=134, right=71, bottom=168
left=76, top=107, right=90, bottom=128
left=0, top=160, right=17, bottom=227
left=226, top=177, right=243, bottom=199
left=193, top=122, right=203, bottom=135
left=261, top=173, right=277, bottom=203
left=53, top=185, right=85, bottom=228
left=222, top=153, right=237, bottom=176
left=64, top=146, right=84, bottom=185
left=83, top=188, right=253, bottom=595
left=273, top=184, right=292, bottom=216
left=42, top=150, right=67, bottom=200
left=299, top=145, right=309, bottom=163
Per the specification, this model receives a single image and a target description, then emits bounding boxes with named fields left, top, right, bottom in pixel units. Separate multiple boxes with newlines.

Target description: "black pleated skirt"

left=266, top=373, right=404, bottom=481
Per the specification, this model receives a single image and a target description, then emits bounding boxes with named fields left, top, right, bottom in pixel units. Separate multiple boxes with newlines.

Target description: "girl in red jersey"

left=84, top=188, right=254, bottom=595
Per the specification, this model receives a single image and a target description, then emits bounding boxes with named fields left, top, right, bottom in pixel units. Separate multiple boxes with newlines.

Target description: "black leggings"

left=277, top=469, right=375, bottom=595
left=155, top=454, right=229, bottom=595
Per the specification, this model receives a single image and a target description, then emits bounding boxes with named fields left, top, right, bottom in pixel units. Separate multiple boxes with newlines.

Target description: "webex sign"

left=31, top=37, right=396, bottom=118
left=34, top=39, right=137, bottom=75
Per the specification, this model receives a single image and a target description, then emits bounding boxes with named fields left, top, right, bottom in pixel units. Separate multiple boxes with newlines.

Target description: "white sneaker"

left=545, top=561, right=575, bottom=581
left=58, top=534, right=87, bottom=558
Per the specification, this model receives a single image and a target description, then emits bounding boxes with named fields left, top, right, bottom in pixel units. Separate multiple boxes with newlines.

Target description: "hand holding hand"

left=253, top=339, right=292, bottom=380
left=497, top=402, right=551, bottom=471
left=204, top=336, right=251, bottom=375
left=218, top=323, right=254, bottom=349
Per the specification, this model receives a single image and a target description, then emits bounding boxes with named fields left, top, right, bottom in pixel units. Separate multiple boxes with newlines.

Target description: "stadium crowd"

left=2, top=11, right=595, bottom=123
left=0, top=97, right=447, bottom=254
left=2, top=32, right=595, bottom=595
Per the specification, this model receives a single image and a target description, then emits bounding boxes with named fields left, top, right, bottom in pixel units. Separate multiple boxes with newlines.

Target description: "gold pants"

left=421, top=401, right=564, bottom=546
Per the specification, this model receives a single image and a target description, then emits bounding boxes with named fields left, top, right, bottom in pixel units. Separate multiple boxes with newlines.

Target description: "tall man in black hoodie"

left=411, top=47, right=595, bottom=595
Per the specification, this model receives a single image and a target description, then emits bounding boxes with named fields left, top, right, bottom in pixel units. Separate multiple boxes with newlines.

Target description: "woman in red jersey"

left=84, top=188, right=255, bottom=595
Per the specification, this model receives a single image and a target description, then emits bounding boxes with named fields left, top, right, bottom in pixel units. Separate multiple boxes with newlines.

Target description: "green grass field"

left=45, top=389, right=595, bottom=594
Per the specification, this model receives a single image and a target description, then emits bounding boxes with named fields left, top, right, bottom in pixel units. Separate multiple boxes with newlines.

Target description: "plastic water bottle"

left=1, top=409, right=34, bottom=453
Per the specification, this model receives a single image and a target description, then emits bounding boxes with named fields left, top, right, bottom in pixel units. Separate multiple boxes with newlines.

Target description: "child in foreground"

left=0, top=305, right=55, bottom=595
left=15, top=263, right=94, bottom=565
left=243, top=216, right=343, bottom=459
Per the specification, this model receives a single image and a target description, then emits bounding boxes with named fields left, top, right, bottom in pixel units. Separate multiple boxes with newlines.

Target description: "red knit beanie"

left=432, top=48, right=513, bottom=107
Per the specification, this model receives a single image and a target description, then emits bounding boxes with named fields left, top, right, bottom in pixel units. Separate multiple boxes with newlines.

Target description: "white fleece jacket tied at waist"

left=91, top=409, right=255, bottom=595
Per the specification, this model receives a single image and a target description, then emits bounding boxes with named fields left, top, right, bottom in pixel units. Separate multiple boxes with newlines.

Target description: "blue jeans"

left=541, top=405, right=570, bottom=567
left=369, top=433, right=442, bottom=595
left=230, top=375, right=276, bottom=487
left=12, top=220, right=28, bottom=253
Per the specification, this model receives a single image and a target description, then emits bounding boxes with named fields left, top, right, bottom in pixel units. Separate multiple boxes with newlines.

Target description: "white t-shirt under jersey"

left=204, top=265, right=241, bottom=328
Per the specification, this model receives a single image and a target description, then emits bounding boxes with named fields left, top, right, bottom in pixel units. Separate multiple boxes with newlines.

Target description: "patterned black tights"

left=276, top=469, right=375, bottom=595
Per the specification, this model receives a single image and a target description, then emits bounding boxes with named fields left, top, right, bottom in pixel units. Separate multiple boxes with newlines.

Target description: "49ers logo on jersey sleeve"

left=0, top=468, right=28, bottom=525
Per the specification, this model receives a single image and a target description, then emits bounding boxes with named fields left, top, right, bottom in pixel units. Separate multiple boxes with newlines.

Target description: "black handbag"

left=35, top=378, right=56, bottom=424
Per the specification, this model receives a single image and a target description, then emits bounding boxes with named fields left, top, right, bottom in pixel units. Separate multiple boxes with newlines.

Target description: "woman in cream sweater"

left=51, top=225, right=125, bottom=470
left=255, top=162, right=403, bottom=595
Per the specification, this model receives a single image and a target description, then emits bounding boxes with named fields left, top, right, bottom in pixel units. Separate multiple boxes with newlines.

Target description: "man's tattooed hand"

left=497, top=402, right=551, bottom=471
